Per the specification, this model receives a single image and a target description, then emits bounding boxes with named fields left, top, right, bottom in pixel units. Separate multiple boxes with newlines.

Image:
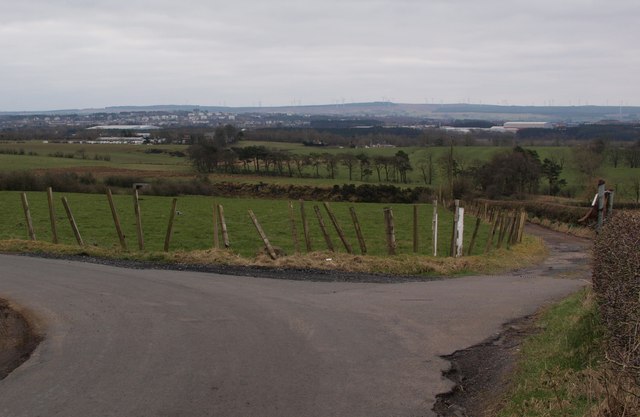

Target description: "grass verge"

left=0, top=233, right=546, bottom=277
left=494, top=288, right=604, bottom=417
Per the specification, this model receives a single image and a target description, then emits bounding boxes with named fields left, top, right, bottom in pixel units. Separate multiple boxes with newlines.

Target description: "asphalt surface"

left=0, top=225, right=590, bottom=417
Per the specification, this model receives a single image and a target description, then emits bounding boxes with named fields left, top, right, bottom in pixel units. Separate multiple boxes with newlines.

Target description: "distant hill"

left=3, top=102, right=640, bottom=123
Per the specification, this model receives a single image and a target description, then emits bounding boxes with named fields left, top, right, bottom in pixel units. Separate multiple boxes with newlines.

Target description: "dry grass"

left=0, top=233, right=547, bottom=277
left=528, top=216, right=595, bottom=239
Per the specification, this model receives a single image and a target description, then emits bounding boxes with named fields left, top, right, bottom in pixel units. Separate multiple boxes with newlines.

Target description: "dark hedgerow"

left=593, top=211, right=640, bottom=378
left=0, top=170, right=434, bottom=203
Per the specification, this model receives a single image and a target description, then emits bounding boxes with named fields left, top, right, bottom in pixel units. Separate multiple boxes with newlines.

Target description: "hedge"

left=593, top=211, right=640, bottom=383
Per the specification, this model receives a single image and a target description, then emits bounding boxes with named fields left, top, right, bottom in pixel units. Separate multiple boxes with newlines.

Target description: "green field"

left=1, top=141, right=637, bottom=200
left=0, top=143, right=190, bottom=173
left=1, top=191, right=495, bottom=259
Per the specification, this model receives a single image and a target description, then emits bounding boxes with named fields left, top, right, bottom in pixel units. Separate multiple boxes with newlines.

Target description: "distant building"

left=87, top=125, right=161, bottom=130
left=502, top=122, right=554, bottom=132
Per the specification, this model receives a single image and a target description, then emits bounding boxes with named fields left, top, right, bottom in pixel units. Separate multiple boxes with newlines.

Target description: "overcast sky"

left=1, top=0, right=639, bottom=110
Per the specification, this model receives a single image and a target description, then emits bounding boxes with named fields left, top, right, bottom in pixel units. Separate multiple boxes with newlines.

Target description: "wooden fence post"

left=383, top=207, right=397, bottom=255
left=507, top=214, right=518, bottom=247
left=432, top=199, right=438, bottom=257
left=323, top=202, right=353, bottom=254
left=313, top=205, right=334, bottom=252
left=413, top=205, right=419, bottom=253
left=248, top=209, right=277, bottom=260
left=217, top=204, right=230, bottom=248
left=467, top=217, right=481, bottom=256
left=597, top=180, right=606, bottom=232
left=164, top=198, right=178, bottom=252
left=47, top=187, right=58, bottom=244
left=61, top=197, right=83, bottom=246
left=20, top=193, right=36, bottom=241
left=349, top=207, right=367, bottom=255
left=300, top=200, right=312, bottom=252
left=133, top=189, right=144, bottom=250
left=212, top=203, right=220, bottom=249
left=497, top=213, right=508, bottom=249
left=289, top=201, right=300, bottom=253
left=106, top=188, right=127, bottom=250
left=455, top=207, right=464, bottom=257
left=517, top=209, right=527, bottom=243
left=485, top=214, right=500, bottom=253
left=450, top=199, right=460, bottom=257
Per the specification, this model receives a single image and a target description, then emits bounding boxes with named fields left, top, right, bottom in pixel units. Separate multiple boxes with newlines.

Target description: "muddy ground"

left=0, top=299, right=41, bottom=380
left=433, top=315, right=537, bottom=417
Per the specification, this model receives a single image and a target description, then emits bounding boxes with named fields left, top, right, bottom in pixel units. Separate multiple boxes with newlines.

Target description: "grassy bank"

left=495, top=289, right=604, bottom=417
left=0, top=234, right=546, bottom=277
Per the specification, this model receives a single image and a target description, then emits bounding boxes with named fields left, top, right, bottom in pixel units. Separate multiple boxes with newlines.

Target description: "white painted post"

left=432, top=199, right=438, bottom=257
left=455, top=207, right=464, bottom=257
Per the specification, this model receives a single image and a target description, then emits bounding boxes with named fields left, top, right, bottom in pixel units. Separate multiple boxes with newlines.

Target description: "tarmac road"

left=0, top=225, right=590, bottom=417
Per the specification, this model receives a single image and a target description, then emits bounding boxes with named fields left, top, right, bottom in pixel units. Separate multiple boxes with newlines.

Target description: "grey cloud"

left=1, top=0, right=639, bottom=109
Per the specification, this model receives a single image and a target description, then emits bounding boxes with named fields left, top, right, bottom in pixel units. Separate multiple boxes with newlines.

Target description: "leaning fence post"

left=164, top=198, right=178, bottom=252
left=517, top=209, right=527, bottom=243
left=323, top=202, right=353, bottom=254
left=20, top=193, right=36, bottom=241
left=507, top=213, right=518, bottom=246
left=349, top=207, right=367, bottom=255
left=217, top=204, right=230, bottom=248
left=383, top=207, right=397, bottom=255
left=485, top=214, right=500, bottom=253
left=497, top=213, right=508, bottom=249
left=248, top=209, right=277, bottom=260
left=47, top=187, right=58, bottom=244
left=289, top=201, right=300, bottom=253
left=133, top=189, right=144, bottom=250
left=300, top=200, right=312, bottom=252
left=106, top=189, right=127, bottom=250
left=313, top=205, right=334, bottom=252
left=61, top=197, right=83, bottom=246
left=467, top=217, right=481, bottom=256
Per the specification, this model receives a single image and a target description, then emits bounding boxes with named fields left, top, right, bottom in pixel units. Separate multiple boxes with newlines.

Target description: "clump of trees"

left=474, top=147, right=543, bottom=198
left=186, top=125, right=243, bottom=172
left=188, top=140, right=416, bottom=184
left=435, top=146, right=568, bottom=199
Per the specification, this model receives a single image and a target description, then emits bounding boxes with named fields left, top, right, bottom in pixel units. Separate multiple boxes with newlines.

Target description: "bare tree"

left=416, top=151, right=435, bottom=185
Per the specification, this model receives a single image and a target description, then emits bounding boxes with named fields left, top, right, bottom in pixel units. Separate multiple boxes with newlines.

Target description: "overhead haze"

left=1, top=0, right=639, bottom=111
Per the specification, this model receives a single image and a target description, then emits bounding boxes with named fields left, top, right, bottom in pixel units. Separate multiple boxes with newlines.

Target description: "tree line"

left=188, top=142, right=416, bottom=183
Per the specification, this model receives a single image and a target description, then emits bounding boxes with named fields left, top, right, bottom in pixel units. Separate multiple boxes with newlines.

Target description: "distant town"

left=2, top=102, right=640, bottom=146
